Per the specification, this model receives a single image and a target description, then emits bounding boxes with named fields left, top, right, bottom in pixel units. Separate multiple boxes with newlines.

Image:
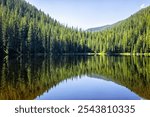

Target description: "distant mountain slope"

left=86, top=25, right=112, bottom=32
left=86, top=20, right=123, bottom=32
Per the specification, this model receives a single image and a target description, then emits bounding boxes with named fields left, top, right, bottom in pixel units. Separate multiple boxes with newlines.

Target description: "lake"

left=0, top=55, right=150, bottom=100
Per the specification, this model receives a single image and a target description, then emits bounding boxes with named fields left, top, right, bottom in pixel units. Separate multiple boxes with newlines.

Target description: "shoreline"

left=62, top=53, right=150, bottom=56
left=1, top=53, right=150, bottom=57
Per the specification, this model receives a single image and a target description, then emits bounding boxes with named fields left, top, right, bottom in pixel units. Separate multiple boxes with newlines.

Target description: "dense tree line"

left=0, top=0, right=150, bottom=56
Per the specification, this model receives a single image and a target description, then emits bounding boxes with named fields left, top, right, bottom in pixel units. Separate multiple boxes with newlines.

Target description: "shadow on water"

left=0, top=55, right=150, bottom=100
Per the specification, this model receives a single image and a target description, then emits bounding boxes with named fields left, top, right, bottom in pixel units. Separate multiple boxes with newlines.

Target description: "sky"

left=25, top=0, right=150, bottom=29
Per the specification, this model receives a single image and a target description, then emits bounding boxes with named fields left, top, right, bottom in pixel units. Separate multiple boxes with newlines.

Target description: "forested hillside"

left=0, top=0, right=92, bottom=56
left=90, top=8, right=150, bottom=53
left=0, top=0, right=150, bottom=56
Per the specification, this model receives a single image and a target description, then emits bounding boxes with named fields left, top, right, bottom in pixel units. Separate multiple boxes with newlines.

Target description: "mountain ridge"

left=87, top=6, right=150, bottom=32
left=86, top=25, right=112, bottom=32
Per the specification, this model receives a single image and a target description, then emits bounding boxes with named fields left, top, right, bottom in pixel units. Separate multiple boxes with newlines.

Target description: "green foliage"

left=0, top=0, right=150, bottom=55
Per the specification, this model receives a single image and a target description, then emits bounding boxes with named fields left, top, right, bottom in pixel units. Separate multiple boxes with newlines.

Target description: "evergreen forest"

left=0, top=0, right=150, bottom=56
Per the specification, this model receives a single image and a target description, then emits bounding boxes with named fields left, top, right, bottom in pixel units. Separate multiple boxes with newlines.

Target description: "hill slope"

left=87, top=6, right=150, bottom=53
left=86, top=25, right=112, bottom=32
left=86, top=21, right=122, bottom=32
left=0, top=0, right=92, bottom=55
left=0, top=0, right=150, bottom=55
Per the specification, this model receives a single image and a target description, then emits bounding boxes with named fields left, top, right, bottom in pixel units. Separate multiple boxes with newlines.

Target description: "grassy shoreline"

left=106, top=53, right=150, bottom=56
left=62, top=53, right=150, bottom=56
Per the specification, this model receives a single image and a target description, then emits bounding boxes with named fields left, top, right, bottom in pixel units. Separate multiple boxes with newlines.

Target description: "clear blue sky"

left=25, top=0, right=150, bottom=29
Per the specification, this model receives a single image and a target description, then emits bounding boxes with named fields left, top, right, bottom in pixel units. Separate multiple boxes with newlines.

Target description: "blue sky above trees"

left=25, top=0, right=150, bottom=29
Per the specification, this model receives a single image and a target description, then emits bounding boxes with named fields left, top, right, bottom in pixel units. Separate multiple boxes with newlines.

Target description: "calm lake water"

left=0, top=56, right=149, bottom=100
left=36, top=75, right=140, bottom=100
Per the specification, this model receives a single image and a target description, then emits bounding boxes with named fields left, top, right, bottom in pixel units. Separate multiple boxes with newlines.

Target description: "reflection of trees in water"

left=0, top=55, right=150, bottom=100
left=86, top=56, right=150, bottom=99
left=0, top=55, right=88, bottom=99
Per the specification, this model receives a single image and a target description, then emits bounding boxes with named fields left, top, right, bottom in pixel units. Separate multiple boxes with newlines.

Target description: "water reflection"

left=0, top=55, right=150, bottom=100
left=36, top=75, right=140, bottom=100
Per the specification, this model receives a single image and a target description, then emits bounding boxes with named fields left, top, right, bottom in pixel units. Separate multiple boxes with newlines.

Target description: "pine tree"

left=0, top=8, right=3, bottom=54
